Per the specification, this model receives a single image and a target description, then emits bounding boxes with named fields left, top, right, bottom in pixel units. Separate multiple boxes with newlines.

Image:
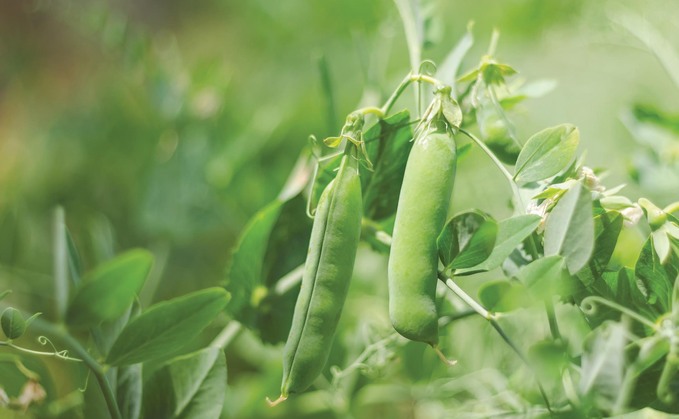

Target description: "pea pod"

left=270, top=148, right=362, bottom=404
left=388, top=118, right=457, bottom=346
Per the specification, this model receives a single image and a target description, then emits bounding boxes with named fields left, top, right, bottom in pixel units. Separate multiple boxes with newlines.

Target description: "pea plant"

left=1, top=211, right=232, bottom=418
left=228, top=25, right=679, bottom=419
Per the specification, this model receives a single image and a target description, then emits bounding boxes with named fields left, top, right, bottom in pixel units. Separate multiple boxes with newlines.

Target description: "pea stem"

left=524, top=234, right=563, bottom=342
left=663, top=201, right=679, bottom=215
left=381, top=73, right=446, bottom=116
left=273, top=264, right=306, bottom=296
left=438, top=272, right=492, bottom=320
left=210, top=321, right=243, bottom=350
left=0, top=307, right=122, bottom=419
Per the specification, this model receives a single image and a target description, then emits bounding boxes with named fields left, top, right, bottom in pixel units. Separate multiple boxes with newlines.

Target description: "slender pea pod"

left=388, top=116, right=457, bottom=347
left=269, top=147, right=362, bottom=405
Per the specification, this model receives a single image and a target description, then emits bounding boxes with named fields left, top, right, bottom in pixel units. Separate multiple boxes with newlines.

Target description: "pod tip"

left=266, top=395, right=288, bottom=407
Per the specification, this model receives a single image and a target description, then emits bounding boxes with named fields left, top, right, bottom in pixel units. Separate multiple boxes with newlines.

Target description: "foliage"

left=2, top=1, right=679, bottom=418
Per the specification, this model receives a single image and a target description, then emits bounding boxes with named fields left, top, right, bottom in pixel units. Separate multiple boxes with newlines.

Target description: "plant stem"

left=544, top=300, right=562, bottom=341
left=381, top=73, right=444, bottom=116
left=524, top=234, right=563, bottom=342
left=210, top=321, right=243, bottom=350
left=12, top=314, right=122, bottom=419
left=59, top=331, right=122, bottom=419
left=438, top=272, right=492, bottom=319
left=273, top=264, right=305, bottom=296
left=663, top=201, right=679, bottom=215
left=53, top=207, right=68, bottom=322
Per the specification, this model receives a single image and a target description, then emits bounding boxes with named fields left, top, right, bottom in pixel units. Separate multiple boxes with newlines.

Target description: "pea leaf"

left=438, top=210, right=497, bottom=270
left=478, top=279, right=531, bottom=312
left=529, top=340, right=570, bottom=382
left=591, top=211, right=624, bottom=274
left=106, top=288, right=230, bottom=366
left=544, top=182, right=594, bottom=274
left=362, top=110, right=414, bottom=221
left=256, top=195, right=312, bottom=343
left=0, top=290, right=10, bottom=302
left=516, top=255, right=571, bottom=300
left=143, top=348, right=226, bottom=419
left=613, top=267, right=657, bottom=321
left=226, top=200, right=283, bottom=324
left=514, top=124, right=579, bottom=183
left=635, top=237, right=679, bottom=314
left=577, top=211, right=624, bottom=288
left=66, top=249, right=153, bottom=328
left=457, top=214, right=541, bottom=274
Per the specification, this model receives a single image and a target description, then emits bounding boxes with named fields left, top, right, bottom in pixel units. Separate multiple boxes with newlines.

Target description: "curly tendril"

left=580, top=296, right=657, bottom=330
left=0, top=336, right=83, bottom=362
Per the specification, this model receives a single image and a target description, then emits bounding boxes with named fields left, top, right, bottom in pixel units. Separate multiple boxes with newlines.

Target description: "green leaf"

left=106, top=288, right=230, bottom=366
left=362, top=111, right=413, bottom=221
left=635, top=237, right=679, bottom=314
left=613, top=267, right=656, bottom=320
left=516, top=255, right=570, bottom=300
left=544, top=182, right=594, bottom=274
left=514, top=124, right=579, bottom=183
left=66, top=249, right=153, bottom=328
left=117, top=364, right=142, bottom=419
left=529, top=340, right=570, bottom=382
left=438, top=210, right=497, bottom=270
left=256, top=195, right=312, bottom=343
left=457, top=215, right=541, bottom=274
left=1, top=308, right=26, bottom=339
left=143, top=348, right=226, bottom=419
left=481, top=61, right=517, bottom=86
left=226, top=200, right=283, bottom=324
left=477, top=279, right=530, bottom=312
left=591, top=211, right=624, bottom=275
left=579, top=321, right=626, bottom=412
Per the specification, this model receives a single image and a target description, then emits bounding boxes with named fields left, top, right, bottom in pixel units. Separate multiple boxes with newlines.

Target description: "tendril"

left=78, top=369, right=91, bottom=392
left=1, top=336, right=83, bottom=362
left=580, top=296, right=657, bottom=330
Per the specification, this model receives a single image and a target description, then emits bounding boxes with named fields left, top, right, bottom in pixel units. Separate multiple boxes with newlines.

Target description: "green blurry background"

left=1, top=0, right=678, bottom=417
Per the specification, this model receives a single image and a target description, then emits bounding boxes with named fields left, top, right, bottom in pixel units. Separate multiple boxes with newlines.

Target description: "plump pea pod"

left=271, top=149, right=362, bottom=404
left=388, top=119, right=457, bottom=346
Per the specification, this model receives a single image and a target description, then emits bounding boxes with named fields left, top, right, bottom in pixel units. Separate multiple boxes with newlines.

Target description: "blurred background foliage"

left=1, top=0, right=679, bottom=417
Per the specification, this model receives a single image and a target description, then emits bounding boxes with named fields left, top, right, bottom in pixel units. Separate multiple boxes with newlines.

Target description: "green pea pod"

left=274, top=149, right=362, bottom=402
left=388, top=119, right=457, bottom=346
